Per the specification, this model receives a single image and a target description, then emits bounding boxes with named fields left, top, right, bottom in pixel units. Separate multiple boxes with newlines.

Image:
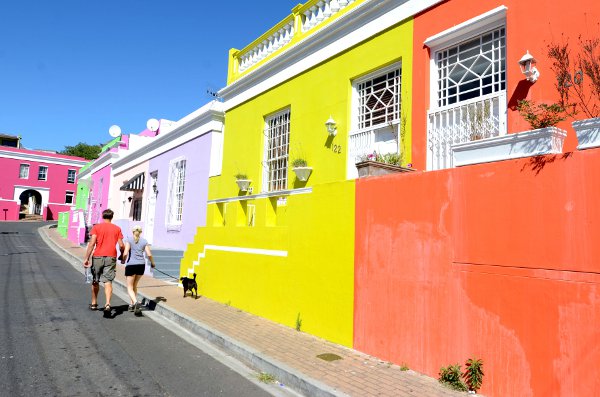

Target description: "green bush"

left=438, top=364, right=468, bottom=392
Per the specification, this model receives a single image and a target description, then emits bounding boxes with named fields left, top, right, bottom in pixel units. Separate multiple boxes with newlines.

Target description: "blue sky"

left=0, top=1, right=299, bottom=152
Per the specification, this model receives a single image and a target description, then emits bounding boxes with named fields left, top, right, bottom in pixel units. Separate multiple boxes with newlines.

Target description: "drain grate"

left=316, top=353, right=342, bottom=362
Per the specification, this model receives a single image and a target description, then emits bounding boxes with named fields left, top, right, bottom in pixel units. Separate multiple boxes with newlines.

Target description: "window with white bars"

left=264, top=110, right=290, bottom=192
left=19, top=164, right=29, bottom=179
left=166, top=158, right=186, bottom=227
left=357, top=68, right=400, bottom=129
left=436, top=27, right=506, bottom=107
left=67, top=169, right=76, bottom=183
left=38, top=166, right=48, bottom=181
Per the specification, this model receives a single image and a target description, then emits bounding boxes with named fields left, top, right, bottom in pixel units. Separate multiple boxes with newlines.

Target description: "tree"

left=60, top=142, right=102, bottom=160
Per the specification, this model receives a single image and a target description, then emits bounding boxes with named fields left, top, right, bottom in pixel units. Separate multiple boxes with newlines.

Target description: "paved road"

left=0, top=222, right=275, bottom=397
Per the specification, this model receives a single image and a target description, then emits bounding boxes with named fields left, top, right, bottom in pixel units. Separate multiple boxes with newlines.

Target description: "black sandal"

left=103, top=304, right=111, bottom=312
left=89, top=303, right=98, bottom=311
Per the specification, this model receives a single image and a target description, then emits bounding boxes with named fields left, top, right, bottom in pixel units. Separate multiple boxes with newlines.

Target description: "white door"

left=145, top=173, right=158, bottom=244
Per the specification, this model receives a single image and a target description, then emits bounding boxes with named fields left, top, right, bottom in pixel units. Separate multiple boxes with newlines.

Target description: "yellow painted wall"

left=212, top=19, right=414, bottom=200
left=182, top=19, right=414, bottom=347
left=182, top=181, right=355, bottom=345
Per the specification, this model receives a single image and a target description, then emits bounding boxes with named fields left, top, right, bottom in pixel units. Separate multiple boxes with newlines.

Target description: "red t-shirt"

left=90, top=222, right=124, bottom=257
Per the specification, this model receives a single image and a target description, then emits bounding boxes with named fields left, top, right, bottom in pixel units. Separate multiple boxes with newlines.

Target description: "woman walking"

left=122, top=225, right=155, bottom=315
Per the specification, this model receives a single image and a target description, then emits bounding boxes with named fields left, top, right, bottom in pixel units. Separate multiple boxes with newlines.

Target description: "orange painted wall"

left=354, top=148, right=600, bottom=396
left=411, top=0, right=600, bottom=170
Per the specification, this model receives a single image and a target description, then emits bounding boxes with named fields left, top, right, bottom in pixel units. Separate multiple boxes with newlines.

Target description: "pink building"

left=0, top=146, right=88, bottom=221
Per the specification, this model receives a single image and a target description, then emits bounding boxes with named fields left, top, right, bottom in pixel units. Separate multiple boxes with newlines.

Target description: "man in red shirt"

left=83, top=209, right=125, bottom=314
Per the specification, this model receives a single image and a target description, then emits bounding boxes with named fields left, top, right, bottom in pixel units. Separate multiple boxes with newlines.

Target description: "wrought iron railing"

left=427, top=92, right=507, bottom=170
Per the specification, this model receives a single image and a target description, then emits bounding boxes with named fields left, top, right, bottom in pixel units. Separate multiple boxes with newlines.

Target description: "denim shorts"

left=91, top=256, right=116, bottom=283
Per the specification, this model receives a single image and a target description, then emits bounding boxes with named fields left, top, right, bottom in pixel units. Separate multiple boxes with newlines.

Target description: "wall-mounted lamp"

left=128, top=196, right=133, bottom=202
left=152, top=181, right=158, bottom=195
left=518, top=51, right=539, bottom=83
left=325, top=116, right=337, bottom=136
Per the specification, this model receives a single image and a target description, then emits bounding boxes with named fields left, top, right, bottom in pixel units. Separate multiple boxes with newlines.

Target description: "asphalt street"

left=0, top=221, right=275, bottom=397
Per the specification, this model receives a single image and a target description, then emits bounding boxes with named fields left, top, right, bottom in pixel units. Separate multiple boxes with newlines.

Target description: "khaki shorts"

left=91, top=256, right=116, bottom=283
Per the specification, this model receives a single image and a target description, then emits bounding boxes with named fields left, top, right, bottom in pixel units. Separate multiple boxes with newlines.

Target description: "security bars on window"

left=167, top=159, right=186, bottom=225
left=357, top=69, right=400, bottom=129
left=265, top=111, right=290, bottom=192
left=436, top=27, right=506, bottom=107
left=428, top=27, right=507, bottom=171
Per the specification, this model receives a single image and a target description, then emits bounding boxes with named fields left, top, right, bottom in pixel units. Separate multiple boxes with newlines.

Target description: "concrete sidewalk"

left=40, top=226, right=470, bottom=397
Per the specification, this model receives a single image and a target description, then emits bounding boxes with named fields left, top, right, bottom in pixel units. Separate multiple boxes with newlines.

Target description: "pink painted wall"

left=0, top=200, right=19, bottom=221
left=354, top=148, right=600, bottom=396
left=89, top=165, right=112, bottom=225
left=0, top=147, right=86, bottom=220
left=67, top=209, right=87, bottom=244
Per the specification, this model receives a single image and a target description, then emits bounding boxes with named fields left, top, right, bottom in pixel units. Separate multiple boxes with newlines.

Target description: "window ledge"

left=207, top=187, right=312, bottom=204
left=424, top=5, right=507, bottom=49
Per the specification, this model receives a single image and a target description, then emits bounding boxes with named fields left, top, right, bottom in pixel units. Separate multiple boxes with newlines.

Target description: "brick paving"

left=42, top=226, right=472, bottom=397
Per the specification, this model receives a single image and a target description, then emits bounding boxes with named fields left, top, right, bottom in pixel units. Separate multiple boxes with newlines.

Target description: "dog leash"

left=152, top=267, right=180, bottom=281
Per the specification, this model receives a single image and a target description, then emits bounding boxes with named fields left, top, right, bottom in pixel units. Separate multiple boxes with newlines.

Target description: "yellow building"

left=181, top=0, right=442, bottom=346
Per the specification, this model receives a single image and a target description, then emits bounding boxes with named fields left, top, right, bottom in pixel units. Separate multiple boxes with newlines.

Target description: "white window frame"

left=424, top=6, right=508, bottom=171
left=351, top=62, right=402, bottom=132
left=38, top=166, right=48, bottom=181
left=166, top=156, right=186, bottom=229
left=67, top=169, right=76, bottom=184
left=263, top=108, right=291, bottom=192
left=347, top=63, right=402, bottom=179
left=19, top=164, right=30, bottom=179
left=65, top=191, right=74, bottom=204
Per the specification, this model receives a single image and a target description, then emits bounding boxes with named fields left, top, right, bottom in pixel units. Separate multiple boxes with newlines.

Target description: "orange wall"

left=411, top=0, right=600, bottom=170
left=354, top=148, right=600, bottom=396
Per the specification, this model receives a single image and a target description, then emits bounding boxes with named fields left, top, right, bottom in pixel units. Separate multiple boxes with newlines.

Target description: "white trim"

left=19, top=163, right=30, bottom=179
left=207, top=187, right=312, bottom=204
left=204, top=245, right=287, bottom=257
left=351, top=62, right=402, bottom=131
left=424, top=5, right=507, bottom=49
left=263, top=108, right=291, bottom=192
left=112, top=101, right=224, bottom=174
left=14, top=185, right=50, bottom=191
left=218, top=0, right=444, bottom=110
left=37, top=165, right=48, bottom=181
left=0, top=149, right=88, bottom=167
left=77, top=152, right=119, bottom=179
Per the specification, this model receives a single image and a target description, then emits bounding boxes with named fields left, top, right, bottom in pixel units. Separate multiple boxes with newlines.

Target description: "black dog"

left=180, top=273, right=198, bottom=298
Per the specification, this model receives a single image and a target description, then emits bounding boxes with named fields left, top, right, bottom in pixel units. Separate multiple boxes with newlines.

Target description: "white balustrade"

left=237, top=0, right=355, bottom=74
left=238, top=21, right=295, bottom=73
left=427, top=92, right=507, bottom=170
left=302, top=0, right=351, bottom=32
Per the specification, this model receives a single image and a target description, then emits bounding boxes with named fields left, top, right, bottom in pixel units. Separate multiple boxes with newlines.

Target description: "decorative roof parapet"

left=228, top=0, right=364, bottom=84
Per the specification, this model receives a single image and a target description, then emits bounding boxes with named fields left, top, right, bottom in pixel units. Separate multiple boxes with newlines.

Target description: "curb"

left=38, top=225, right=348, bottom=397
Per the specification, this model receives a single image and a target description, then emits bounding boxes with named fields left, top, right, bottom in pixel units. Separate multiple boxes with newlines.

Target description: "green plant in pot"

left=234, top=173, right=251, bottom=192
left=517, top=99, right=567, bottom=129
left=291, top=158, right=312, bottom=182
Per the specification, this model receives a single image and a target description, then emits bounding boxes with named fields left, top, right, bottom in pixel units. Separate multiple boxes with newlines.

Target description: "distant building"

left=0, top=146, right=87, bottom=221
left=0, top=133, right=21, bottom=148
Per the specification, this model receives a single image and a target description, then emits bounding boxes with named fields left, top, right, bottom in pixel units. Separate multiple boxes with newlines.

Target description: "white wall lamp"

left=325, top=116, right=337, bottom=136
left=518, top=51, right=540, bottom=83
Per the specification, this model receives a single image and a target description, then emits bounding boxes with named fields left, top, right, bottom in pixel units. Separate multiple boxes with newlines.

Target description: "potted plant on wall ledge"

left=355, top=151, right=414, bottom=178
left=234, top=173, right=251, bottom=192
left=451, top=100, right=567, bottom=167
left=291, top=158, right=312, bottom=182
left=547, top=37, right=600, bottom=150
